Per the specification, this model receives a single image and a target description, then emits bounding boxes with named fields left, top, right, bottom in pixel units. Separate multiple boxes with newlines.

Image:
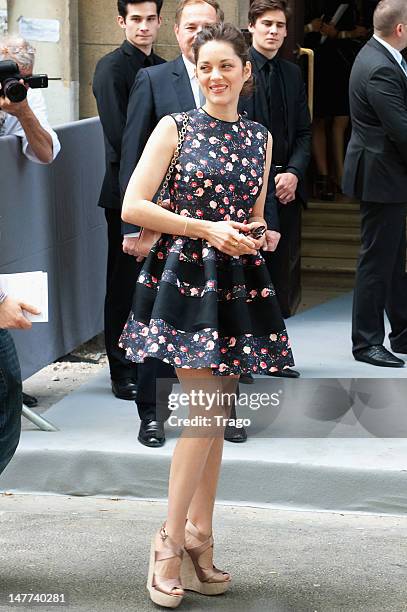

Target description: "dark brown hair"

left=193, top=23, right=254, bottom=97
left=117, top=0, right=163, bottom=19
left=175, top=0, right=224, bottom=25
left=248, top=0, right=291, bottom=26
left=374, top=0, right=407, bottom=37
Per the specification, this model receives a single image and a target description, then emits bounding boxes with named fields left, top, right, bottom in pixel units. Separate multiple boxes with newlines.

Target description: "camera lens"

left=4, top=79, right=27, bottom=103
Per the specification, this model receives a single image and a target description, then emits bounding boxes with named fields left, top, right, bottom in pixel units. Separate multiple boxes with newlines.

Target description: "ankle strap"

left=185, top=519, right=213, bottom=544
left=156, top=524, right=184, bottom=561
left=185, top=519, right=214, bottom=557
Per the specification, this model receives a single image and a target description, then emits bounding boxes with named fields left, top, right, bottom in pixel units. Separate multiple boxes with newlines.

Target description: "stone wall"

left=6, top=0, right=79, bottom=125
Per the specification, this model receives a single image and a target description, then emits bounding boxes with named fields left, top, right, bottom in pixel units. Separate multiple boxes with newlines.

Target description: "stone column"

left=6, top=0, right=79, bottom=124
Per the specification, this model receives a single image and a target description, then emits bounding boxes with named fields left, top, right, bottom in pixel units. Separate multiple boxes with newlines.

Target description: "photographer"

left=0, top=291, right=39, bottom=475
left=0, top=34, right=60, bottom=163
left=0, top=35, right=59, bottom=473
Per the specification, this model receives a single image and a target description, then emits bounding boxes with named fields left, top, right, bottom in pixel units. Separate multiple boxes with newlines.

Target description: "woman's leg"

left=166, top=370, right=238, bottom=542
left=332, top=115, right=350, bottom=186
left=153, top=369, right=238, bottom=592
left=187, top=435, right=224, bottom=536
left=312, top=117, right=329, bottom=176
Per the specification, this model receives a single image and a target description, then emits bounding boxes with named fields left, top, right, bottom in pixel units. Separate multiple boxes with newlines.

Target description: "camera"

left=0, top=60, right=48, bottom=103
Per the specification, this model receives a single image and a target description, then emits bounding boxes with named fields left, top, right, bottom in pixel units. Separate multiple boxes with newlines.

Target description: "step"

left=302, top=273, right=355, bottom=290
left=302, top=256, right=357, bottom=273
left=302, top=228, right=360, bottom=243
left=302, top=242, right=360, bottom=259
left=307, top=200, right=359, bottom=213
left=303, top=211, right=361, bottom=228
left=302, top=228, right=361, bottom=259
left=301, top=257, right=356, bottom=289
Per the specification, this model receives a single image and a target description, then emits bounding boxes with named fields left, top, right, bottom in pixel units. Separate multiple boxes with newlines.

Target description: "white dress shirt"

left=373, top=34, right=407, bottom=77
left=0, top=88, right=61, bottom=164
left=182, top=55, right=202, bottom=109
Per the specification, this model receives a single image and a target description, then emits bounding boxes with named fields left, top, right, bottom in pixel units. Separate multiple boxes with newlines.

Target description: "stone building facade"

left=3, top=0, right=302, bottom=122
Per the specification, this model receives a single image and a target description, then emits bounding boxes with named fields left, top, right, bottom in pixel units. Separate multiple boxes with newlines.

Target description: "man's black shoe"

left=224, top=422, right=247, bottom=443
left=111, top=378, right=138, bottom=400
left=138, top=420, right=165, bottom=448
left=22, top=392, right=38, bottom=407
left=240, top=373, right=254, bottom=384
left=268, top=368, right=300, bottom=379
left=353, top=345, right=405, bottom=368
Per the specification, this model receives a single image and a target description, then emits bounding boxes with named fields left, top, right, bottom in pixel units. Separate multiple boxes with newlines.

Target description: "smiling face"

left=174, top=2, right=218, bottom=64
left=117, top=2, right=161, bottom=53
left=248, top=9, right=287, bottom=59
left=196, top=40, right=251, bottom=108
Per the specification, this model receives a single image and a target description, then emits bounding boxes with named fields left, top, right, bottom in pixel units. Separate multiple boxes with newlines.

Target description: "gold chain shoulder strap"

left=157, top=112, right=189, bottom=207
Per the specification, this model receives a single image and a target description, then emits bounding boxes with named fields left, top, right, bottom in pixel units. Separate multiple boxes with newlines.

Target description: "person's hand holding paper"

left=0, top=272, right=48, bottom=323
left=0, top=296, right=40, bottom=329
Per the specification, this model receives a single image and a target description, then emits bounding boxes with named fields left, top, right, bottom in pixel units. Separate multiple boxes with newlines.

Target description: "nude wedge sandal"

left=180, top=519, right=231, bottom=596
left=147, top=525, right=185, bottom=608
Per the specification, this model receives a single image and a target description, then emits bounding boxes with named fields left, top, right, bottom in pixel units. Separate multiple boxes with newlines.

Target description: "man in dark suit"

left=93, top=0, right=165, bottom=407
left=239, top=0, right=311, bottom=378
left=118, top=0, right=253, bottom=446
left=120, top=0, right=223, bottom=194
left=343, top=0, right=407, bottom=367
left=240, top=0, right=311, bottom=325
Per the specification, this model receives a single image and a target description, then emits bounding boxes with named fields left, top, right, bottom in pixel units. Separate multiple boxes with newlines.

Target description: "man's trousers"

left=104, top=207, right=140, bottom=381
left=262, top=199, right=302, bottom=318
left=352, top=201, right=407, bottom=353
left=0, top=330, right=22, bottom=476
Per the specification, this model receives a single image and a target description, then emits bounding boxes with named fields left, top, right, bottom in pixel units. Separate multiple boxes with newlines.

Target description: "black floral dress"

left=119, top=108, right=294, bottom=376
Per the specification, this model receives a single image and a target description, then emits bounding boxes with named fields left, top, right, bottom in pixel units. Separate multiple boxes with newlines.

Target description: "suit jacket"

left=120, top=55, right=196, bottom=198
left=343, top=37, right=407, bottom=202
left=119, top=55, right=198, bottom=233
left=92, top=40, right=165, bottom=210
left=240, top=49, right=312, bottom=230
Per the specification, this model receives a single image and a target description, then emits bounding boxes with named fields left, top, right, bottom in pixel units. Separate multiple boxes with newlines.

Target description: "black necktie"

left=144, top=54, right=154, bottom=68
left=262, top=59, right=274, bottom=107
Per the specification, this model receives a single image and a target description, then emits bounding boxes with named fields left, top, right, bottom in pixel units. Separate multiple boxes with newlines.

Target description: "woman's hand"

left=244, top=221, right=267, bottom=250
left=352, top=25, right=369, bottom=39
left=310, top=18, right=323, bottom=33
left=205, top=221, right=257, bottom=256
left=320, top=22, right=338, bottom=39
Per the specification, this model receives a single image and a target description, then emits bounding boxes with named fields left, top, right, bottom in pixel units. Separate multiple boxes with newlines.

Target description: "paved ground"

left=0, top=495, right=406, bottom=612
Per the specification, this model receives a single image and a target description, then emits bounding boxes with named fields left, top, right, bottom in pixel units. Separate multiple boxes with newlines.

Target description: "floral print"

left=121, top=319, right=291, bottom=375
left=119, top=108, right=294, bottom=376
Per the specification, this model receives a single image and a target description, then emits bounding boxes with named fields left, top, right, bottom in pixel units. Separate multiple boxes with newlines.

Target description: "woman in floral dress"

left=120, top=23, right=294, bottom=608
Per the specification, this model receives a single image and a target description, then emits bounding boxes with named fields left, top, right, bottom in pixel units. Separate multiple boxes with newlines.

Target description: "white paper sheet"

left=18, top=17, right=60, bottom=43
left=0, top=272, right=48, bottom=323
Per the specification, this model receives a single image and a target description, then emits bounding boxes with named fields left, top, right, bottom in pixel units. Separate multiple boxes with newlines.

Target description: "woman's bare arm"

left=122, top=116, right=205, bottom=236
left=249, top=131, right=272, bottom=223
left=122, top=115, right=258, bottom=256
